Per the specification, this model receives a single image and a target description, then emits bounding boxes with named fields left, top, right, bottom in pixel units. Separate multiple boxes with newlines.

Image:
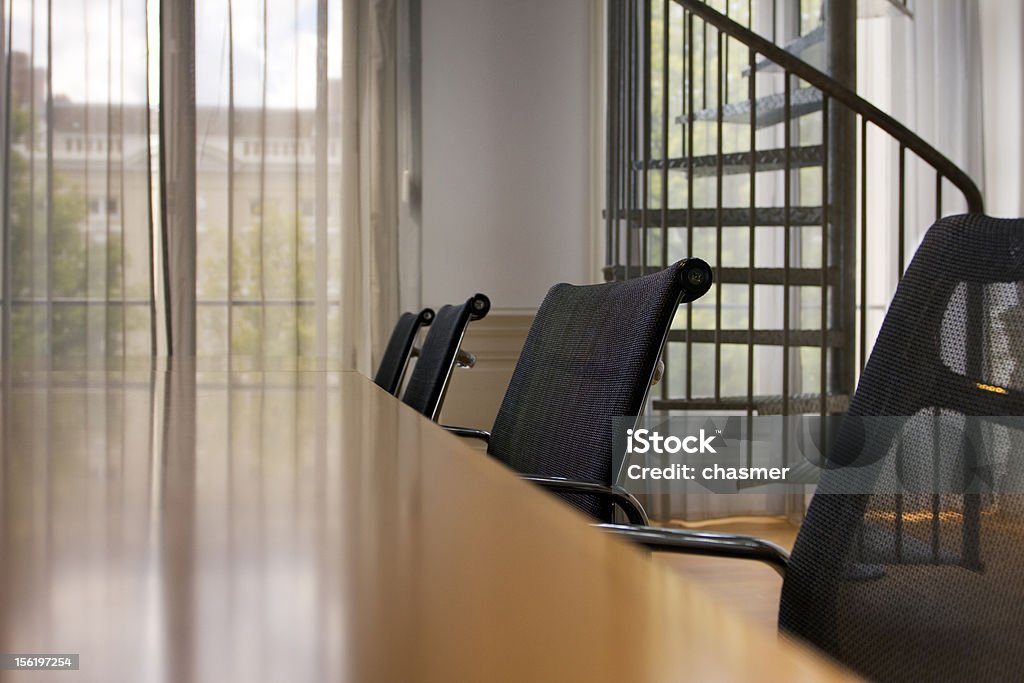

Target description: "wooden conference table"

left=0, top=364, right=855, bottom=682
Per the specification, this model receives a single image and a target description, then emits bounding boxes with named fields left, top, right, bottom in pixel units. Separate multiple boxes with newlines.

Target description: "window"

left=2, top=0, right=397, bottom=363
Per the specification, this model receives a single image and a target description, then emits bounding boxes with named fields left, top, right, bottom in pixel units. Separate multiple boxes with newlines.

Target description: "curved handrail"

left=676, top=0, right=984, bottom=213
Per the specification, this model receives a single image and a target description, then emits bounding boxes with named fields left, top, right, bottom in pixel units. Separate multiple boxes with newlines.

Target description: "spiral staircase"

left=605, top=0, right=983, bottom=417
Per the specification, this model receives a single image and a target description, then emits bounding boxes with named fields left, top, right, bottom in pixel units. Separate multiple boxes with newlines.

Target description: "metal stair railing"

left=605, top=0, right=983, bottom=418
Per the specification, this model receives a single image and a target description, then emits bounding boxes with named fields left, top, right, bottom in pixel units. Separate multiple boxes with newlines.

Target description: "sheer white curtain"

left=850, top=2, right=985, bottom=371
left=339, top=0, right=400, bottom=375
left=855, top=0, right=1024, bottom=365
left=880, top=0, right=1024, bottom=222
left=192, top=0, right=400, bottom=369
left=2, top=0, right=402, bottom=369
left=978, top=0, right=1024, bottom=218
left=861, top=0, right=984, bottom=248
left=1, top=0, right=157, bottom=364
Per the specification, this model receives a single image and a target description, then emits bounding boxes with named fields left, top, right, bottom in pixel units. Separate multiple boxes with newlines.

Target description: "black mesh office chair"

left=449, top=259, right=714, bottom=524
left=374, top=309, right=435, bottom=395
left=603, top=215, right=1024, bottom=682
left=401, top=294, right=490, bottom=421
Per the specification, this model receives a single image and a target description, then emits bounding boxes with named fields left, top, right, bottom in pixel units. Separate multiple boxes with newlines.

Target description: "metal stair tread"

left=613, top=205, right=824, bottom=227
left=742, top=25, right=824, bottom=76
left=678, top=87, right=824, bottom=128
left=631, top=145, right=824, bottom=176
left=668, top=328, right=845, bottom=347
left=652, top=393, right=850, bottom=415
left=604, top=265, right=838, bottom=287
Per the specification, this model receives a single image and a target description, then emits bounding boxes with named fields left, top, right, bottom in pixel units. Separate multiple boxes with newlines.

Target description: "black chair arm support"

left=596, top=523, right=789, bottom=577
left=443, top=425, right=491, bottom=443
left=414, top=346, right=477, bottom=368
left=521, top=476, right=650, bottom=525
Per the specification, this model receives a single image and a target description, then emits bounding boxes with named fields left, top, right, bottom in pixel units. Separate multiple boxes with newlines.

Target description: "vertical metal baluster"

left=964, top=488, right=982, bottom=569
left=642, top=0, right=651, bottom=276
left=609, top=0, right=617, bottom=272
left=714, top=29, right=723, bottom=400
left=701, top=11, right=707, bottom=111
left=782, top=71, right=791, bottom=416
left=686, top=10, right=695, bottom=401
left=616, top=0, right=626, bottom=271
left=895, top=476, right=904, bottom=563
left=932, top=407, right=941, bottom=563
left=820, top=96, right=828, bottom=416
left=622, top=0, right=630, bottom=280
left=661, top=0, right=669, bottom=271
left=605, top=1, right=617, bottom=271
left=746, top=46, right=755, bottom=415
left=746, top=45, right=756, bottom=467
left=660, top=0, right=670, bottom=400
left=613, top=0, right=624, bottom=275
left=723, top=0, right=729, bottom=106
left=897, top=143, right=905, bottom=279
left=859, top=117, right=867, bottom=372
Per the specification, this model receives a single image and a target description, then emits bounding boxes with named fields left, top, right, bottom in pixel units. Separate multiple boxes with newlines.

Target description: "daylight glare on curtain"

left=1, top=0, right=156, bottom=361
left=194, top=0, right=344, bottom=361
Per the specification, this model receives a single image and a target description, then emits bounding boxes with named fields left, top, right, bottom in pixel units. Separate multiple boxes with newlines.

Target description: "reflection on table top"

left=0, top=369, right=856, bottom=682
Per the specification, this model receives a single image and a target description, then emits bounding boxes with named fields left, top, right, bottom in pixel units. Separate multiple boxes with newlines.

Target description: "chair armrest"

left=596, top=523, right=790, bottom=577
left=411, top=346, right=477, bottom=368
left=443, top=425, right=491, bottom=443
left=520, top=476, right=650, bottom=525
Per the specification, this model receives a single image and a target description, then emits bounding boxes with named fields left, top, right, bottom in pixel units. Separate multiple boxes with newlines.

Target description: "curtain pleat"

left=160, top=0, right=196, bottom=357
left=339, top=0, right=399, bottom=374
left=1, top=0, right=11, bottom=363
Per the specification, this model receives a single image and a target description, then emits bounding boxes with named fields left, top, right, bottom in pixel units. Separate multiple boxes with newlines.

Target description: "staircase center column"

left=825, top=0, right=857, bottom=403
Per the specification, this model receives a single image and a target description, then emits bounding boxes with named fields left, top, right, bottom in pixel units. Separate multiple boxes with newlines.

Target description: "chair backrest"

left=780, top=214, right=1024, bottom=681
left=401, top=294, right=490, bottom=421
left=374, top=309, right=435, bottom=395
left=486, top=259, right=714, bottom=521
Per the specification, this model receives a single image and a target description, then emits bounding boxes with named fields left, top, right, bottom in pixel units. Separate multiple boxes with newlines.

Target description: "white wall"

left=420, top=0, right=594, bottom=310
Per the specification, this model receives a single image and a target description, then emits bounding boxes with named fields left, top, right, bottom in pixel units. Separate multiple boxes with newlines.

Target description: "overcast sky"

left=9, top=0, right=341, bottom=108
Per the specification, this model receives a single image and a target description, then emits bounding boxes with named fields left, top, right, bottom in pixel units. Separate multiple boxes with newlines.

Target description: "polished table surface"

left=0, top=367, right=856, bottom=682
